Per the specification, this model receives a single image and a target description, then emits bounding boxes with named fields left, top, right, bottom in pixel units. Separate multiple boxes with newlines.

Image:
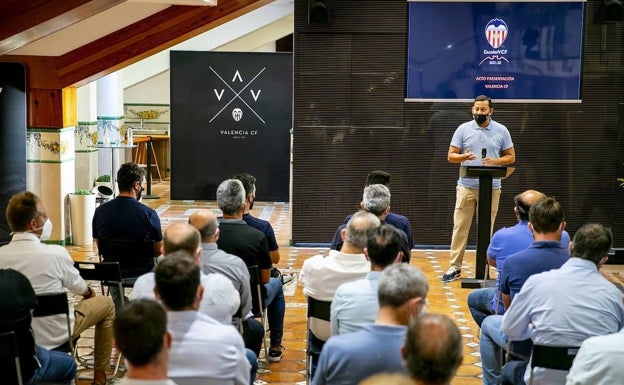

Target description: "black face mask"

left=249, top=196, right=255, bottom=210
left=474, top=114, right=489, bottom=125
left=137, top=186, right=144, bottom=201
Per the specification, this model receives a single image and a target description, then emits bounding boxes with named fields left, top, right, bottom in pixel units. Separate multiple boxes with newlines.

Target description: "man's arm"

left=153, top=241, right=163, bottom=258
left=448, top=145, right=476, bottom=163
left=501, top=280, right=535, bottom=341
left=488, top=146, right=515, bottom=166
left=269, top=249, right=280, bottom=265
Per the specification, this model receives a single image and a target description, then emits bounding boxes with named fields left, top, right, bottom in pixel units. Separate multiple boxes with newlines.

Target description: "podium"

left=459, top=166, right=510, bottom=288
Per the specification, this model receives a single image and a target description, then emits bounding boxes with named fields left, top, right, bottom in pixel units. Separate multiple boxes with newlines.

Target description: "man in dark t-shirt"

left=92, top=163, right=163, bottom=310
left=216, top=179, right=286, bottom=363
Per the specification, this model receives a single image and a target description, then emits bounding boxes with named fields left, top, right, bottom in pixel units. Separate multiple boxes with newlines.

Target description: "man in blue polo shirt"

left=466, top=189, right=571, bottom=327
left=92, top=162, right=163, bottom=310
left=479, top=197, right=570, bottom=385
left=442, top=95, right=516, bottom=282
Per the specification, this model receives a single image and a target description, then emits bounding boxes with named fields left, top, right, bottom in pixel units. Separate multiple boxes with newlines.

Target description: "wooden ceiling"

left=0, top=0, right=273, bottom=88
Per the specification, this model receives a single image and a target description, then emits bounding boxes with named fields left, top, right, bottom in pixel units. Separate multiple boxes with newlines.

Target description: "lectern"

left=459, top=166, right=509, bottom=288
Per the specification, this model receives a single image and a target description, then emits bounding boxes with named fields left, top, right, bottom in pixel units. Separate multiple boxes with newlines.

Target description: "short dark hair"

left=404, top=314, right=462, bottom=384
left=366, top=170, right=391, bottom=187
left=367, top=224, right=401, bottom=268
left=117, top=163, right=145, bottom=192
left=571, top=223, right=613, bottom=265
left=155, top=251, right=200, bottom=310
left=529, top=197, right=564, bottom=234
left=6, top=191, right=41, bottom=232
left=232, top=173, right=256, bottom=196
left=474, top=94, right=492, bottom=107
left=114, top=299, right=167, bottom=366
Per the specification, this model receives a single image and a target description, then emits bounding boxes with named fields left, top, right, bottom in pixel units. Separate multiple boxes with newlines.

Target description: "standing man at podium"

left=442, top=95, right=515, bottom=283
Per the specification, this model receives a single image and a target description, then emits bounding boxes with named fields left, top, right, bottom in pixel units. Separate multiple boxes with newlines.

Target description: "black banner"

left=170, top=51, right=292, bottom=201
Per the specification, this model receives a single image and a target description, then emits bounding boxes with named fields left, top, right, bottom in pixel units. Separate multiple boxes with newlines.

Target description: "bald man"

left=189, top=209, right=265, bottom=359
left=131, top=222, right=240, bottom=325
left=467, top=189, right=571, bottom=327
left=402, top=314, right=463, bottom=385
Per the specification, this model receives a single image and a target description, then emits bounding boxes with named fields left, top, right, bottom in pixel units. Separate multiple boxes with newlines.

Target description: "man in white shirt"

left=331, top=223, right=402, bottom=335
left=131, top=222, right=240, bottom=324
left=115, top=299, right=177, bottom=385
left=0, top=191, right=115, bottom=385
left=565, top=329, right=624, bottom=385
left=154, top=253, right=251, bottom=385
left=301, top=210, right=380, bottom=341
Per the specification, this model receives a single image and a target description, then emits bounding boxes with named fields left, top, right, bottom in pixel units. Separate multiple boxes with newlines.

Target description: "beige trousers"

left=73, top=295, right=115, bottom=372
left=449, top=185, right=501, bottom=270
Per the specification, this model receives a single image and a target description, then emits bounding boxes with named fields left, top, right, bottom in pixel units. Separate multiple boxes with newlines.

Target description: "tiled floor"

left=68, top=179, right=624, bottom=385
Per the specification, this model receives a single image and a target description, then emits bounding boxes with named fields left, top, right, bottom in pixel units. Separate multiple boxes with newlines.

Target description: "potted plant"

left=69, top=189, right=97, bottom=246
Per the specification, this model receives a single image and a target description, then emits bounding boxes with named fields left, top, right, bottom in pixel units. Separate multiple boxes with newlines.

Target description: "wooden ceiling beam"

left=0, top=0, right=128, bottom=56
left=57, top=0, right=272, bottom=88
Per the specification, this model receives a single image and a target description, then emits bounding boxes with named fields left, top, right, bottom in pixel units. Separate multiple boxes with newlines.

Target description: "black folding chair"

left=32, top=292, right=79, bottom=384
left=97, top=239, right=156, bottom=279
left=248, top=265, right=268, bottom=364
left=529, top=344, right=579, bottom=385
left=73, top=261, right=125, bottom=302
left=73, top=261, right=124, bottom=376
left=0, top=330, right=23, bottom=385
left=306, top=297, right=331, bottom=385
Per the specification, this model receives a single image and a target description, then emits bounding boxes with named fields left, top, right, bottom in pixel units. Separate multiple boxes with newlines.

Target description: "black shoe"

left=441, top=268, right=461, bottom=282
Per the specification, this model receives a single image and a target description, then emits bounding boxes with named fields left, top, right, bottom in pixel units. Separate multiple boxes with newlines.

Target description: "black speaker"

left=607, top=248, right=624, bottom=264
left=308, top=0, right=330, bottom=24
left=603, top=0, right=624, bottom=23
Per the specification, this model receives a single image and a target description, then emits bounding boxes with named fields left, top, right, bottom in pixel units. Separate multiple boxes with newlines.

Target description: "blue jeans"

left=26, top=346, right=76, bottom=385
left=467, top=287, right=495, bottom=327
left=245, top=348, right=258, bottom=385
left=265, top=277, right=285, bottom=347
left=480, top=315, right=508, bottom=385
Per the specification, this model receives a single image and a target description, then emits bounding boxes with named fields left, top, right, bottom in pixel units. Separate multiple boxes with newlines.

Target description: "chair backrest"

left=32, top=293, right=74, bottom=354
left=74, top=261, right=125, bottom=302
left=97, top=238, right=155, bottom=277
left=247, top=265, right=265, bottom=317
left=529, top=344, right=579, bottom=385
left=307, top=297, right=331, bottom=322
left=0, top=330, right=24, bottom=385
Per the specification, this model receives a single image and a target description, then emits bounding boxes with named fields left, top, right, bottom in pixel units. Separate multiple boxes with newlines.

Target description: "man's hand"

left=83, top=286, right=96, bottom=299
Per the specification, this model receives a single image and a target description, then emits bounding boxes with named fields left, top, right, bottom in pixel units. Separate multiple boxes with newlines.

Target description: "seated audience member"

left=467, top=189, right=571, bottom=327
left=215, top=178, right=286, bottom=362
left=330, top=184, right=411, bottom=262
left=312, top=263, right=429, bottom=385
left=301, top=209, right=379, bottom=364
left=502, top=223, right=624, bottom=385
left=233, top=172, right=294, bottom=284
left=188, top=209, right=264, bottom=358
left=338, top=170, right=414, bottom=251
left=403, top=314, right=463, bottom=385
left=565, top=329, right=624, bottom=385
left=92, top=162, right=163, bottom=310
left=0, top=268, right=76, bottom=385
left=0, top=191, right=114, bottom=385
left=331, top=223, right=402, bottom=335
left=480, top=197, right=570, bottom=385
left=114, top=299, right=176, bottom=385
left=131, top=222, right=240, bottom=324
left=154, top=253, right=252, bottom=385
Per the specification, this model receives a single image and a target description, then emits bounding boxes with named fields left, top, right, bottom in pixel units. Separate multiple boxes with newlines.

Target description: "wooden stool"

left=133, top=139, right=162, bottom=183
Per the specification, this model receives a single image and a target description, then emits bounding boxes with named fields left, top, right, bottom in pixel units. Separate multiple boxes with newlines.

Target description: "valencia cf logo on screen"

left=485, top=19, right=508, bottom=49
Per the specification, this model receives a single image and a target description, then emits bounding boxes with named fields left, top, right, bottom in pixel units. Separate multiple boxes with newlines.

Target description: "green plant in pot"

left=96, top=175, right=111, bottom=183
left=73, top=189, right=93, bottom=195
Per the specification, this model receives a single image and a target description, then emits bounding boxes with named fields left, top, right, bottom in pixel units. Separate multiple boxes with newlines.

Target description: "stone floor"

left=68, top=178, right=624, bottom=385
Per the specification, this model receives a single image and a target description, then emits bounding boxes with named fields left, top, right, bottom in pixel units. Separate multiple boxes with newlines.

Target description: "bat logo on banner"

left=485, top=19, right=508, bottom=49
left=209, top=67, right=266, bottom=124
left=232, top=108, right=243, bottom=122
